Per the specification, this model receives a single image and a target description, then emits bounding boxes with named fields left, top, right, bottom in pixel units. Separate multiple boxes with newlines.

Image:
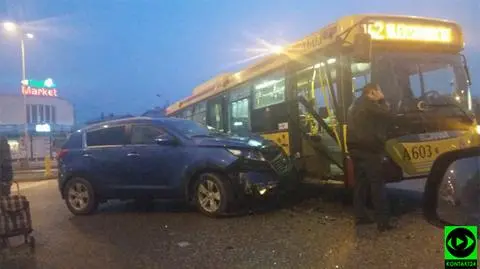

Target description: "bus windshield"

left=373, top=52, right=469, bottom=113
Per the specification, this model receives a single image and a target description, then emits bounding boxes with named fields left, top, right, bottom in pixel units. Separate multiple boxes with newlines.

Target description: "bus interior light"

left=254, top=79, right=283, bottom=90
left=327, top=58, right=336, bottom=64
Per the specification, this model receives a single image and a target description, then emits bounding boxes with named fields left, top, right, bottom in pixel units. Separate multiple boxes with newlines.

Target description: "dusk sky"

left=0, top=0, right=478, bottom=122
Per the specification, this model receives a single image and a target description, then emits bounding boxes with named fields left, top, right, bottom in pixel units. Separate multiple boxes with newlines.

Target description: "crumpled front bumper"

left=229, top=168, right=299, bottom=199
left=239, top=172, right=278, bottom=196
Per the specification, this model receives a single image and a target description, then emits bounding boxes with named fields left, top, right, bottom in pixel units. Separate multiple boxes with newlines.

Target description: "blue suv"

left=57, top=117, right=297, bottom=217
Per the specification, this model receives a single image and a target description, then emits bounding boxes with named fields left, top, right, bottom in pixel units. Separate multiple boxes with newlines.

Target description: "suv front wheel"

left=64, top=177, right=98, bottom=215
left=194, top=173, right=232, bottom=217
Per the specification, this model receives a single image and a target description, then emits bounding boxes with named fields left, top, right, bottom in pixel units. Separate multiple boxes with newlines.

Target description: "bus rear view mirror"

left=353, top=33, right=372, bottom=62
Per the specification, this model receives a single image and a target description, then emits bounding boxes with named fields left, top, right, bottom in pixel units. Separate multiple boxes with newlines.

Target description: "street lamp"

left=3, top=21, right=34, bottom=81
left=3, top=21, right=17, bottom=32
left=2, top=21, right=35, bottom=168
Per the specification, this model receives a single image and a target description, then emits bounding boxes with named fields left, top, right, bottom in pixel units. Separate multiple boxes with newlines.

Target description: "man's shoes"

left=377, top=220, right=397, bottom=232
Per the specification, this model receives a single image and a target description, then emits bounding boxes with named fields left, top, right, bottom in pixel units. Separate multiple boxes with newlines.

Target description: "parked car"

left=57, top=117, right=298, bottom=217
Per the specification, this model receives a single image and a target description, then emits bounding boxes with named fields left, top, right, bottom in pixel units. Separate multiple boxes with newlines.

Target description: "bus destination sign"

left=366, top=20, right=454, bottom=44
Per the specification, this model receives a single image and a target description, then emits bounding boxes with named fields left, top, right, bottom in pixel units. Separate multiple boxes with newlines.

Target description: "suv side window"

left=131, top=125, right=166, bottom=145
left=86, top=126, right=129, bottom=146
left=63, top=132, right=83, bottom=149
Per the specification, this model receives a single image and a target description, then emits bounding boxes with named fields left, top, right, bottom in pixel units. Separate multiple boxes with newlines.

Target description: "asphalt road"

left=1, top=179, right=449, bottom=269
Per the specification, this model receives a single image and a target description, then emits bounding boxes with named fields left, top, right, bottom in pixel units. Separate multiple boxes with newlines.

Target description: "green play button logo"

left=444, top=226, right=478, bottom=269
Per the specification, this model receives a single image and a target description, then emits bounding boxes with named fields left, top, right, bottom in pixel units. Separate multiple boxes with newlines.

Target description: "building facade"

left=0, top=94, right=74, bottom=160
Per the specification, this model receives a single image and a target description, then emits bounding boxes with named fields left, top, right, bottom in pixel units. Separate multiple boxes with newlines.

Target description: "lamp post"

left=3, top=21, right=35, bottom=168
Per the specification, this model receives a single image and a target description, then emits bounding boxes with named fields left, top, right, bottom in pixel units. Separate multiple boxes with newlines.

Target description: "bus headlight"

left=476, top=125, right=480, bottom=135
left=227, top=148, right=266, bottom=161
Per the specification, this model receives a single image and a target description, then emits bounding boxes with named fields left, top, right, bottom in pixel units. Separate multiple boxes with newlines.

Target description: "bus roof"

left=166, top=14, right=461, bottom=115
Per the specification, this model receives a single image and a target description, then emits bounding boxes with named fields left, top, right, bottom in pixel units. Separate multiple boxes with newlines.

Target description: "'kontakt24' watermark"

left=444, top=226, right=478, bottom=269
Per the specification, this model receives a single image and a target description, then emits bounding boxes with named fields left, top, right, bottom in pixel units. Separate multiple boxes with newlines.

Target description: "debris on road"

left=177, top=241, right=191, bottom=248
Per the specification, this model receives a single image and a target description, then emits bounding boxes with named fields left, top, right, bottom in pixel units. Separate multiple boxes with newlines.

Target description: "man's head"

left=362, top=83, right=384, bottom=101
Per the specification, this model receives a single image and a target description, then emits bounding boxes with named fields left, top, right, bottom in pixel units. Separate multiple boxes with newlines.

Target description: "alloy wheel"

left=67, top=182, right=90, bottom=211
left=197, top=176, right=222, bottom=213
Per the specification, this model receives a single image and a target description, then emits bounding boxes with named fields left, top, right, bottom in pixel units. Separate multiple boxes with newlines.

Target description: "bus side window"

left=351, top=62, right=371, bottom=99
left=229, top=98, right=250, bottom=134
left=184, top=106, right=193, bottom=120
left=228, top=86, right=251, bottom=134
left=176, top=108, right=190, bottom=119
left=192, top=101, right=207, bottom=125
left=207, top=98, right=225, bottom=132
left=253, top=72, right=285, bottom=110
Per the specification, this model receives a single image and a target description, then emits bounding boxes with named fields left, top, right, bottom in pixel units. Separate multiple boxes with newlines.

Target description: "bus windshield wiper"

left=424, top=99, right=463, bottom=110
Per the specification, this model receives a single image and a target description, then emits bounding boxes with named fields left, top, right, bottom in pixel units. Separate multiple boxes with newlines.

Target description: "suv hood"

left=193, top=133, right=276, bottom=149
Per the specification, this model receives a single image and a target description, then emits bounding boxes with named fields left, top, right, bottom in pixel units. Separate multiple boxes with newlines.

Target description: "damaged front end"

left=233, top=171, right=279, bottom=198
left=227, top=151, right=298, bottom=202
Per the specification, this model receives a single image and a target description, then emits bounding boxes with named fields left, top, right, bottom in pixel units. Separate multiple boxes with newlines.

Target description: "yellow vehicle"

left=166, top=14, right=479, bottom=186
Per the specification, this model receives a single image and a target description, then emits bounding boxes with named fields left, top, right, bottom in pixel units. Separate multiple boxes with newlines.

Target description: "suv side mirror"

left=154, top=134, right=177, bottom=146
left=353, top=33, right=372, bottom=62
left=424, top=147, right=480, bottom=230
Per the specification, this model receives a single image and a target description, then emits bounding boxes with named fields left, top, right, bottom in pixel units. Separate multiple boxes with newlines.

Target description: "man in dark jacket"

left=347, top=83, right=395, bottom=232
left=0, top=136, right=13, bottom=196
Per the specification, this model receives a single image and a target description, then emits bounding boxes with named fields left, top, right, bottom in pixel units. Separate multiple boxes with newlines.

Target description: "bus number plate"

left=403, top=145, right=440, bottom=161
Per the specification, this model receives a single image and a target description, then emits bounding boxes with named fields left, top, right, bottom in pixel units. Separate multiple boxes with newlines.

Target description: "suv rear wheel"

left=194, top=173, right=232, bottom=217
left=64, top=177, right=98, bottom=215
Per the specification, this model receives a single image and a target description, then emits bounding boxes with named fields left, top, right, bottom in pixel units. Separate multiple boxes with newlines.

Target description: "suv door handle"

left=127, top=152, right=140, bottom=157
left=81, top=152, right=91, bottom=157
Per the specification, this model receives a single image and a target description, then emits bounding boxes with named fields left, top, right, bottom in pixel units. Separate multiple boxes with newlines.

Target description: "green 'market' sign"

left=21, top=78, right=56, bottom=89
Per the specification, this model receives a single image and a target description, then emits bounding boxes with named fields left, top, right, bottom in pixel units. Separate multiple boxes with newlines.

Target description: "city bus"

left=166, top=14, right=479, bottom=186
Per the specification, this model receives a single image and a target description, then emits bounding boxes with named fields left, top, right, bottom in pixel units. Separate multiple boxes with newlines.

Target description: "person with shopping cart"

left=0, top=136, right=13, bottom=196
left=0, top=136, right=35, bottom=251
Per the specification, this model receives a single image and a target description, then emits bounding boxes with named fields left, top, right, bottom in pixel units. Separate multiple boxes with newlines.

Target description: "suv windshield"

left=373, top=52, right=469, bottom=113
left=166, top=119, right=211, bottom=138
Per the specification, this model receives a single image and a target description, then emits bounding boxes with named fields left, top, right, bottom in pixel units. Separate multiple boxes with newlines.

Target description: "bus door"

left=293, top=57, right=344, bottom=179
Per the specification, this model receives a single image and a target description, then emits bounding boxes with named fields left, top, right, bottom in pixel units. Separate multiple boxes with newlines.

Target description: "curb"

left=14, top=170, right=58, bottom=175
left=13, top=177, right=57, bottom=183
